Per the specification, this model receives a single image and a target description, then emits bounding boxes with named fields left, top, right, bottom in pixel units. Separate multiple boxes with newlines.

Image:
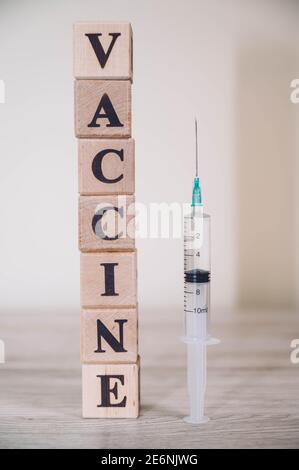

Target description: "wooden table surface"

left=0, top=307, right=298, bottom=449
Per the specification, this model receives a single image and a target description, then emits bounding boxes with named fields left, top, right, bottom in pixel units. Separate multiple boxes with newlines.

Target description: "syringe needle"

left=192, top=117, right=202, bottom=207
left=195, top=117, right=198, bottom=178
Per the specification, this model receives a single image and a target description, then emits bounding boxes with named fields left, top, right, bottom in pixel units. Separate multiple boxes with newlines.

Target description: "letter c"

left=92, top=206, right=123, bottom=240
left=92, top=148, right=124, bottom=184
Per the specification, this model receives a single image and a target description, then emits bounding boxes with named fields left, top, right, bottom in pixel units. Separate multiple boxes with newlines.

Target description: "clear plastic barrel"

left=184, top=281, right=210, bottom=341
left=184, top=212, right=210, bottom=273
left=184, top=212, right=211, bottom=341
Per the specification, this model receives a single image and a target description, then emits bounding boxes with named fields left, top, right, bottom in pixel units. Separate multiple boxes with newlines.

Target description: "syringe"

left=182, top=119, right=219, bottom=424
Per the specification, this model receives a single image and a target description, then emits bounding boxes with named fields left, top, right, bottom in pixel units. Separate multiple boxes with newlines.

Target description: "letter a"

left=88, top=93, right=124, bottom=128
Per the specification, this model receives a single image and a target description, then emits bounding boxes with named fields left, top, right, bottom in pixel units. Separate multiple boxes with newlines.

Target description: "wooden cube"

left=78, top=139, right=135, bottom=195
left=81, top=308, right=138, bottom=364
left=75, top=80, right=131, bottom=138
left=82, top=360, right=139, bottom=418
left=79, top=195, right=135, bottom=252
left=80, top=251, right=137, bottom=307
left=74, top=22, right=132, bottom=80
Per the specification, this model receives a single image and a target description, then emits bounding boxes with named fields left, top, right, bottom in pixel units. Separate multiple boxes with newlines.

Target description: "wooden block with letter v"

left=81, top=307, right=138, bottom=364
left=74, top=22, right=133, bottom=80
left=75, top=80, right=131, bottom=138
left=82, top=359, right=139, bottom=418
left=78, top=138, right=135, bottom=195
left=79, top=194, right=135, bottom=251
left=80, top=251, right=137, bottom=308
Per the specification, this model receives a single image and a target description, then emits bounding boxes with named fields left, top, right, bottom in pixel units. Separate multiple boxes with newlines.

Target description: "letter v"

left=85, top=33, right=121, bottom=68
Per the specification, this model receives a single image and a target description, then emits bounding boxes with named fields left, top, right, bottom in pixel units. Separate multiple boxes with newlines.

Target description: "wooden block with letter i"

left=80, top=251, right=137, bottom=308
left=75, top=80, right=131, bottom=138
left=82, top=359, right=139, bottom=418
left=74, top=22, right=133, bottom=80
left=81, top=308, right=138, bottom=363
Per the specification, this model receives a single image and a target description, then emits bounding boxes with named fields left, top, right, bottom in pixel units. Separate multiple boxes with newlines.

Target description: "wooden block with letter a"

left=81, top=307, right=138, bottom=363
left=82, top=359, right=139, bottom=418
left=75, top=80, right=131, bottom=138
left=79, top=194, right=135, bottom=252
left=78, top=138, right=135, bottom=195
left=74, top=22, right=132, bottom=80
left=80, top=251, right=137, bottom=308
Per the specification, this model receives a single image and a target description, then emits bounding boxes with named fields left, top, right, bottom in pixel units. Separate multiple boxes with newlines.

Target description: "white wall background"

left=0, top=0, right=298, bottom=316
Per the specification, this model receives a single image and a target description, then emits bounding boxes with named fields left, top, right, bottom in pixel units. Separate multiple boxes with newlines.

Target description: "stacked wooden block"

left=74, top=22, right=139, bottom=418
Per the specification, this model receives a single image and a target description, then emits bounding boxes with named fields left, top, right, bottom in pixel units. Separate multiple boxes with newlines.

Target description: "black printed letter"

left=92, top=148, right=124, bottom=184
left=92, top=206, right=123, bottom=240
left=100, top=263, right=119, bottom=296
left=85, top=33, right=121, bottom=68
left=88, top=94, right=124, bottom=128
left=95, top=319, right=128, bottom=353
left=96, top=375, right=127, bottom=408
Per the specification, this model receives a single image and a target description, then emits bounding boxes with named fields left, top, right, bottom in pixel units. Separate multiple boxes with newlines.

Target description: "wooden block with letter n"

left=82, top=359, right=139, bottom=418
left=80, top=251, right=137, bottom=308
left=81, top=308, right=138, bottom=363
left=78, top=138, right=135, bottom=195
left=74, top=22, right=133, bottom=80
left=79, top=194, right=135, bottom=251
left=75, top=80, right=131, bottom=138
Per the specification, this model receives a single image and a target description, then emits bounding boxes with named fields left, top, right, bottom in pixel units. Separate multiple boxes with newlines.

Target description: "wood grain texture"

left=74, top=22, right=132, bottom=80
left=0, top=309, right=298, bottom=448
left=78, top=139, right=135, bottom=195
left=75, top=80, right=131, bottom=138
left=81, top=308, right=138, bottom=364
left=80, top=251, right=137, bottom=308
left=79, top=195, right=135, bottom=252
left=82, top=360, right=139, bottom=418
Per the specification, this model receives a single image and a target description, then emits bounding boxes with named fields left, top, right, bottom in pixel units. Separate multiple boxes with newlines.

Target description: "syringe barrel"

left=184, top=213, right=211, bottom=341
left=184, top=212, right=210, bottom=272
left=185, top=281, right=210, bottom=340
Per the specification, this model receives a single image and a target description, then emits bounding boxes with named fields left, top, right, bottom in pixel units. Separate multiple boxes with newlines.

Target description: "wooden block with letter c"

left=79, top=194, right=135, bottom=251
left=78, top=138, right=135, bottom=195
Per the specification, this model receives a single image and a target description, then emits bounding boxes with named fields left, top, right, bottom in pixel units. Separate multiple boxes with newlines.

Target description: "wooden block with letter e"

left=81, top=308, right=138, bottom=364
left=79, top=194, right=135, bottom=251
left=82, top=359, right=139, bottom=418
left=75, top=80, right=131, bottom=138
left=78, top=138, right=135, bottom=195
left=80, top=251, right=137, bottom=308
left=74, top=22, right=133, bottom=80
